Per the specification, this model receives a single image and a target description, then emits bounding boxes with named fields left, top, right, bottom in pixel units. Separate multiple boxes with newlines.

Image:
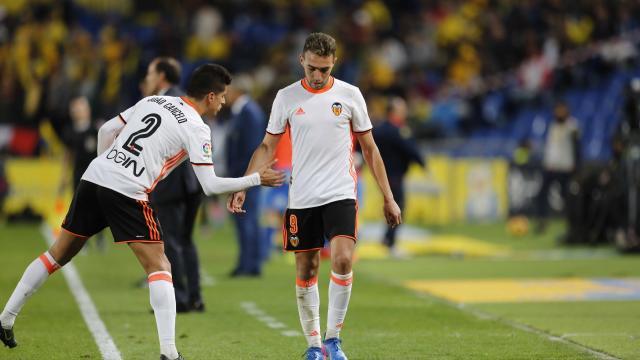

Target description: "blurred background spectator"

left=373, top=96, right=425, bottom=257
left=535, top=101, right=580, bottom=233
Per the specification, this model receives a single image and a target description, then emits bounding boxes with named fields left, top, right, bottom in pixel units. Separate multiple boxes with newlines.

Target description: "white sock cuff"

left=295, top=283, right=319, bottom=293
left=330, top=271, right=353, bottom=286
left=39, top=251, right=61, bottom=274
left=296, top=276, right=318, bottom=288
left=331, top=271, right=352, bottom=279
left=148, top=271, right=172, bottom=283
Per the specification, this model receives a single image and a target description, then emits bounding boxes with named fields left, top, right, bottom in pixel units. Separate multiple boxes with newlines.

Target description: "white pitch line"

left=240, top=301, right=301, bottom=337
left=427, top=294, right=622, bottom=360
left=562, top=333, right=637, bottom=339
left=41, top=225, right=122, bottom=360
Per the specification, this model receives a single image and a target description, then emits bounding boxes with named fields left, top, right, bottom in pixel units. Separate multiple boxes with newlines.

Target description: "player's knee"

left=331, top=253, right=352, bottom=273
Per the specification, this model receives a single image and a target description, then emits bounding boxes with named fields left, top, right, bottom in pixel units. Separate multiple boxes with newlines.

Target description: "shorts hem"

left=117, top=239, right=163, bottom=244
left=329, top=235, right=357, bottom=243
left=287, top=247, right=323, bottom=253
left=60, top=226, right=90, bottom=239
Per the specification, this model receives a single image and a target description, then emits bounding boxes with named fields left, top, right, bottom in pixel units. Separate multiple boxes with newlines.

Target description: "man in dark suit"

left=225, top=74, right=267, bottom=276
left=373, top=96, right=425, bottom=256
left=145, top=57, right=205, bottom=312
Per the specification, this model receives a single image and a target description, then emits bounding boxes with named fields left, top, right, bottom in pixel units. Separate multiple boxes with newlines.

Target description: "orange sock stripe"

left=330, top=274, right=353, bottom=286
left=39, top=254, right=60, bottom=274
left=148, top=273, right=172, bottom=283
left=296, top=276, right=318, bottom=288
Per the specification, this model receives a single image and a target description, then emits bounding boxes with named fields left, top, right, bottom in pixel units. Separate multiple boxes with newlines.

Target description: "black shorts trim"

left=60, top=227, right=90, bottom=239
left=62, top=180, right=163, bottom=243
left=119, top=240, right=162, bottom=244
left=283, top=199, right=357, bottom=252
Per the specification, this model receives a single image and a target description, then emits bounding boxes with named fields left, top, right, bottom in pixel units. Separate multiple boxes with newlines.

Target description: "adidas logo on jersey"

left=295, top=107, right=305, bottom=115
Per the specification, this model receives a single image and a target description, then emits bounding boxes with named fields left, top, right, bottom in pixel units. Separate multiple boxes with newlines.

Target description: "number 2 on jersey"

left=289, top=214, right=298, bottom=234
left=122, top=113, right=162, bottom=156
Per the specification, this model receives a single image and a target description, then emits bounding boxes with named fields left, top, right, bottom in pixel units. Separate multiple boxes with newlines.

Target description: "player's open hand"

left=383, top=200, right=402, bottom=228
left=227, top=191, right=246, bottom=214
left=258, top=159, right=285, bottom=187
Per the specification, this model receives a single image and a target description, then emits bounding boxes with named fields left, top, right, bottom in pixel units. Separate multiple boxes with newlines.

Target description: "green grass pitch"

left=0, top=221, right=638, bottom=359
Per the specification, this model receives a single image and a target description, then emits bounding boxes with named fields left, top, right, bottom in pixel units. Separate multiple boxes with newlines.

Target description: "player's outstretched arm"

left=97, top=117, right=125, bottom=155
left=192, top=159, right=284, bottom=197
left=356, top=131, right=402, bottom=227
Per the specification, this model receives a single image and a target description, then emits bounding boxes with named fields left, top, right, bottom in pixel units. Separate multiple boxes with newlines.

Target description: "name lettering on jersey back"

left=147, top=97, right=187, bottom=124
left=106, top=146, right=145, bottom=177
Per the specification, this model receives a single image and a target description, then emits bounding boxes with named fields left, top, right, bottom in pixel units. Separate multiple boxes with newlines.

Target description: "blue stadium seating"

left=454, top=68, right=637, bottom=162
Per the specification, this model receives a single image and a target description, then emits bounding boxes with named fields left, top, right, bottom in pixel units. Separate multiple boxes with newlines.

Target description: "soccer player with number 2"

left=0, top=64, right=284, bottom=360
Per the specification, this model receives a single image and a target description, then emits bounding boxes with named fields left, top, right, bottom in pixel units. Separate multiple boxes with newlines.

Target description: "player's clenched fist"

left=257, top=159, right=285, bottom=187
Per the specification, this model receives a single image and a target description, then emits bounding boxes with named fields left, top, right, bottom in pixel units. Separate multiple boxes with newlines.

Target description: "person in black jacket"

left=145, top=57, right=205, bottom=312
left=225, top=74, right=267, bottom=276
left=372, top=96, right=425, bottom=256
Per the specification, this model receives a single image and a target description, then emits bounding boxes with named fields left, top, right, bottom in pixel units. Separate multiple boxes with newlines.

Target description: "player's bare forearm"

left=358, top=133, right=394, bottom=202
left=243, top=133, right=281, bottom=176
left=244, top=144, right=272, bottom=176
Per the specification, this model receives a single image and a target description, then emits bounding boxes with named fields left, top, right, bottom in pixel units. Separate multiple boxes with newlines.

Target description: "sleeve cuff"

left=249, top=172, right=261, bottom=187
left=353, top=128, right=372, bottom=134
left=266, top=130, right=285, bottom=135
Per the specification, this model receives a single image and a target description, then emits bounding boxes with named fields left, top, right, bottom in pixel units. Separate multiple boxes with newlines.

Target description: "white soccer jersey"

left=82, top=96, right=214, bottom=201
left=267, top=77, right=373, bottom=209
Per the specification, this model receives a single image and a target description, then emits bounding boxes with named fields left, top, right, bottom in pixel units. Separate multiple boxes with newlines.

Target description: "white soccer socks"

left=326, top=271, right=353, bottom=340
left=148, top=271, right=178, bottom=359
left=0, top=252, right=60, bottom=329
left=296, top=276, right=322, bottom=348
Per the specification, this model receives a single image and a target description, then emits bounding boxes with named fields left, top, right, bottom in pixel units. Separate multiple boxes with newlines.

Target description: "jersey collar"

left=180, top=96, right=198, bottom=112
left=301, top=76, right=334, bottom=94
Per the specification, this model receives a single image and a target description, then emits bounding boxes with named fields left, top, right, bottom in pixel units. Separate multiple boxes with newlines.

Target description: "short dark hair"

left=303, top=32, right=337, bottom=57
left=186, top=63, right=232, bottom=99
left=153, top=57, right=181, bottom=85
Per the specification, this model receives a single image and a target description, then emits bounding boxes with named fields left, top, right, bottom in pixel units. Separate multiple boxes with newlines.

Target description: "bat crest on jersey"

left=331, top=102, right=342, bottom=116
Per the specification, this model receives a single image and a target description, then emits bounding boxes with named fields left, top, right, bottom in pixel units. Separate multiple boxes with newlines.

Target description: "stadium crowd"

left=0, top=0, right=639, bottom=156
